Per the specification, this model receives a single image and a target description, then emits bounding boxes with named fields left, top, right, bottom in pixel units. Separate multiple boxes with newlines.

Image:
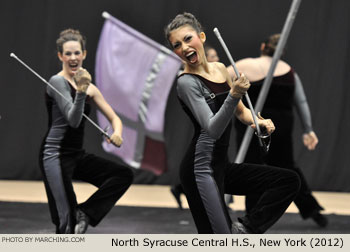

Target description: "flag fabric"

left=95, top=13, right=182, bottom=175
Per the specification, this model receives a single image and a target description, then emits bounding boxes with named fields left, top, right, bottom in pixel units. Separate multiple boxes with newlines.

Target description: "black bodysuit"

left=177, top=73, right=300, bottom=233
left=234, top=70, right=324, bottom=218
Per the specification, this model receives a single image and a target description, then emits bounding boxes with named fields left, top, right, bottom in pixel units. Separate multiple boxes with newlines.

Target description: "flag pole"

left=235, top=0, right=302, bottom=163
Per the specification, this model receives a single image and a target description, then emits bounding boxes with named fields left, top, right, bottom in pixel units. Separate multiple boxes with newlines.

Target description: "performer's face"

left=58, top=41, right=86, bottom=76
left=206, top=48, right=219, bottom=62
left=169, top=25, right=206, bottom=66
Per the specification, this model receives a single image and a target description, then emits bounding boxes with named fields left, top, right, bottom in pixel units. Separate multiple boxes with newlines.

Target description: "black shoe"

left=170, top=187, right=183, bottom=210
left=311, top=212, right=328, bottom=227
left=74, top=209, right=90, bottom=234
left=232, top=222, right=252, bottom=234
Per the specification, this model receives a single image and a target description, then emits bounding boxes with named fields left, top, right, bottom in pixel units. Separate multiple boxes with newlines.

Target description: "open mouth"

left=185, top=51, right=198, bottom=64
left=69, top=62, right=79, bottom=72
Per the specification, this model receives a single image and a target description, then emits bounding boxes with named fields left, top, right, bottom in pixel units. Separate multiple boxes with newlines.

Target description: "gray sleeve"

left=48, top=75, right=87, bottom=128
left=293, top=72, right=313, bottom=133
left=177, top=75, right=240, bottom=139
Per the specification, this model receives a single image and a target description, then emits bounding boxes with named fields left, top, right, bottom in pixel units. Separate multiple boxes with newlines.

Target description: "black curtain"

left=0, top=0, right=349, bottom=191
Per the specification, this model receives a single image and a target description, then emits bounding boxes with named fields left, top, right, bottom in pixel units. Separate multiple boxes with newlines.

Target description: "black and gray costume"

left=177, top=73, right=300, bottom=233
left=234, top=69, right=324, bottom=219
left=39, top=75, right=133, bottom=233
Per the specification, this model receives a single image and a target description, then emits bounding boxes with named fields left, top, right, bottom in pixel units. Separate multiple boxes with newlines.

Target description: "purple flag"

left=95, top=13, right=182, bottom=175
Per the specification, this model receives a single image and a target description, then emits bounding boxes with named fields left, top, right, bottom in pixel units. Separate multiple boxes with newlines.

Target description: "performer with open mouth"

left=38, top=29, right=133, bottom=234
left=165, top=12, right=301, bottom=234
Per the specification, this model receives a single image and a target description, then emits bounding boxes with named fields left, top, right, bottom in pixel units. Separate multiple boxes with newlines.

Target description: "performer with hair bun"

left=170, top=42, right=221, bottom=210
left=165, top=12, right=301, bottom=234
left=39, top=29, right=133, bottom=234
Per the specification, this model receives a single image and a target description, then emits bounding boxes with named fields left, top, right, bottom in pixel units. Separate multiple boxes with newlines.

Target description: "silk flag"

left=95, top=13, right=182, bottom=175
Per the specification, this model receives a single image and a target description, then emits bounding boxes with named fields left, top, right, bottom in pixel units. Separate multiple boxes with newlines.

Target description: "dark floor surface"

left=1, top=201, right=349, bottom=234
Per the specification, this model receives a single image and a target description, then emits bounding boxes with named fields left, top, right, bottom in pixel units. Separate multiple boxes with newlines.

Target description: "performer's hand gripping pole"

left=10, top=53, right=111, bottom=140
left=213, top=28, right=268, bottom=152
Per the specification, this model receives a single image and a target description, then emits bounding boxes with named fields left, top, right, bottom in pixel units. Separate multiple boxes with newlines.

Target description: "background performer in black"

left=230, top=34, right=327, bottom=227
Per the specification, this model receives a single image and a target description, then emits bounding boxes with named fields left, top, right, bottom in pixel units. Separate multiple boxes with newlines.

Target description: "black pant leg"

left=73, top=153, right=134, bottom=226
left=290, top=165, right=324, bottom=218
left=224, top=162, right=300, bottom=233
left=173, top=183, right=185, bottom=194
left=246, top=165, right=324, bottom=219
left=245, top=193, right=261, bottom=214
